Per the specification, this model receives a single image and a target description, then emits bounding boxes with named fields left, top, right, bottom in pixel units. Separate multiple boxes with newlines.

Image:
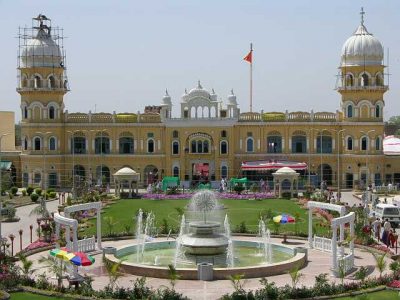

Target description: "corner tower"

left=17, top=14, right=69, bottom=123
left=337, top=8, right=387, bottom=121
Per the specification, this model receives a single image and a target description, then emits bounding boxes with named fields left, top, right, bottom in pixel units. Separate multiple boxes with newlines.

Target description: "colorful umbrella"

left=69, top=252, right=95, bottom=266
left=49, top=248, right=75, bottom=261
left=273, top=214, right=295, bottom=224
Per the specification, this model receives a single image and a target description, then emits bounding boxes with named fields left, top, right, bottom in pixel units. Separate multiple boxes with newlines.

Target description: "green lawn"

left=81, top=198, right=324, bottom=237
left=337, top=290, right=400, bottom=299
left=10, top=292, right=68, bottom=299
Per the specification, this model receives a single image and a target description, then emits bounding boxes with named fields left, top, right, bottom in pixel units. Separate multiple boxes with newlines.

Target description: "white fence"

left=313, top=235, right=332, bottom=252
left=338, top=253, right=354, bottom=274
left=68, top=236, right=96, bottom=253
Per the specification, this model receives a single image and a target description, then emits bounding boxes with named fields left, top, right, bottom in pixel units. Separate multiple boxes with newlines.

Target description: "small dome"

left=162, top=89, right=172, bottom=105
left=210, top=88, right=218, bottom=101
left=114, top=167, right=138, bottom=176
left=21, top=29, right=62, bottom=68
left=182, top=81, right=211, bottom=102
left=275, top=167, right=296, bottom=174
left=227, top=89, right=237, bottom=105
left=341, top=15, right=383, bottom=66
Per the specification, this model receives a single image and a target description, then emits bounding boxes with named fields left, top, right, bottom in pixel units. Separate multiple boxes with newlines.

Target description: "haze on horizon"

left=0, top=0, right=399, bottom=122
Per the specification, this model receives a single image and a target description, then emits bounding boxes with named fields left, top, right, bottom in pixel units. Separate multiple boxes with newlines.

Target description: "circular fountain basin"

left=105, top=238, right=307, bottom=280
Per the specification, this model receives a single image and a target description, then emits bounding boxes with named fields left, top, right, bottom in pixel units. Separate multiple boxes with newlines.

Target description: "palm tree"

left=289, top=265, right=303, bottom=290
left=38, top=255, right=66, bottom=290
left=103, top=258, right=123, bottom=291
left=104, top=216, right=118, bottom=237
left=228, top=273, right=245, bottom=293
left=371, top=251, right=387, bottom=279
left=167, top=264, right=181, bottom=290
left=390, top=261, right=400, bottom=279
left=17, top=253, right=34, bottom=280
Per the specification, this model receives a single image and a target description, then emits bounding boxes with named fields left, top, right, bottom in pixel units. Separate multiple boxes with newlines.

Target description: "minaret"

left=17, top=14, right=69, bottom=124
left=338, top=8, right=387, bottom=121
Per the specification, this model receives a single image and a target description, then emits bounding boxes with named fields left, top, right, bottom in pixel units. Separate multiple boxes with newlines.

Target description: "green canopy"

left=230, top=177, right=248, bottom=185
left=162, top=176, right=180, bottom=191
left=0, top=161, right=12, bottom=171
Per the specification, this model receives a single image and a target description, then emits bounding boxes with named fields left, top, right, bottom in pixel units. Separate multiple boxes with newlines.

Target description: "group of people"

left=219, top=178, right=228, bottom=193
left=370, top=214, right=398, bottom=248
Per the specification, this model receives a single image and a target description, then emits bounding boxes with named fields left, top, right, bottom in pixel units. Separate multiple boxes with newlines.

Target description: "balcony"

left=337, top=85, right=389, bottom=92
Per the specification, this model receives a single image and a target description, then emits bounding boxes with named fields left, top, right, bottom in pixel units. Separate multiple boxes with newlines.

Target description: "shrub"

left=235, top=221, right=248, bottom=233
left=10, top=187, right=18, bottom=195
left=34, top=188, right=42, bottom=196
left=30, top=193, right=39, bottom=202
left=8, top=192, right=13, bottom=199
left=233, top=183, right=245, bottom=195
left=166, top=186, right=179, bottom=195
left=21, top=189, right=27, bottom=196
left=48, top=191, right=57, bottom=199
left=26, top=186, right=34, bottom=196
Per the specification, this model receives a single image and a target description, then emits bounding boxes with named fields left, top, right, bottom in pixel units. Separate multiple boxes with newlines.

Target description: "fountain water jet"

left=259, top=219, right=272, bottom=263
left=224, top=214, right=234, bottom=267
left=136, top=209, right=155, bottom=263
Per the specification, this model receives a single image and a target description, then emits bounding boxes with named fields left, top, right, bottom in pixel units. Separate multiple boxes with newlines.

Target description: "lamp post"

left=335, top=129, right=346, bottom=196
left=360, top=129, right=376, bottom=187
left=36, top=131, right=51, bottom=193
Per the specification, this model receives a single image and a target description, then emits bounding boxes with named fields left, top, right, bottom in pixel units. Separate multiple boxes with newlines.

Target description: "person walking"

left=382, top=218, right=392, bottom=247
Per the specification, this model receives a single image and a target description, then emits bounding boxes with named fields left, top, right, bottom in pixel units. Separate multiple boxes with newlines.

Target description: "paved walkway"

left=25, top=237, right=389, bottom=300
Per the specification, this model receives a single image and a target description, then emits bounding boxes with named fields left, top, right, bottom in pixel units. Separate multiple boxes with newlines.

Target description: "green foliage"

left=337, top=260, right=346, bottom=285
left=355, top=266, right=368, bottom=284
left=30, top=193, right=39, bottom=202
left=235, top=221, right=248, bottom=233
left=167, top=264, right=181, bottom=290
left=175, top=207, right=184, bottom=216
left=103, top=258, right=123, bottom=291
left=34, top=188, right=42, bottom=196
left=228, top=273, right=245, bottom=293
left=38, top=255, right=66, bottom=290
left=289, top=265, right=303, bottom=289
left=47, top=191, right=57, bottom=199
left=233, top=183, right=245, bottom=194
left=388, top=115, right=400, bottom=125
left=166, top=186, right=179, bottom=195
left=160, top=218, right=170, bottom=234
left=10, top=187, right=18, bottom=195
left=371, top=251, right=387, bottom=278
left=390, top=260, right=400, bottom=279
left=104, top=216, right=118, bottom=236
left=21, top=189, right=27, bottom=196
left=26, top=186, right=34, bottom=196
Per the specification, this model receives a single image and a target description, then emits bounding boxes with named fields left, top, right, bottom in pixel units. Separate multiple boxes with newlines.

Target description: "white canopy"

left=383, top=136, right=400, bottom=156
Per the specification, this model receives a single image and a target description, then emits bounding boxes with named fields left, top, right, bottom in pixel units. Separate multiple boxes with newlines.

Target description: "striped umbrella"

left=69, top=252, right=95, bottom=266
left=49, top=248, right=75, bottom=261
left=273, top=214, right=295, bottom=224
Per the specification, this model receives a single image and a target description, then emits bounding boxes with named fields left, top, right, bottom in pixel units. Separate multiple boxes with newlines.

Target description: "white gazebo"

left=272, top=167, right=299, bottom=198
left=114, top=167, right=140, bottom=198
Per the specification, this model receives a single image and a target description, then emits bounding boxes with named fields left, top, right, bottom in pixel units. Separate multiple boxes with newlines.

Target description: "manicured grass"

left=10, top=292, right=68, bottom=299
left=82, top=198, right=324, bottom=237
left=337, top=290, right=400, bottom=299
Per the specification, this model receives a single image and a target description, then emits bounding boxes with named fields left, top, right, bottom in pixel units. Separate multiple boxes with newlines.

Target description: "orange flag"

left=243, top=51, right=252, bottom=63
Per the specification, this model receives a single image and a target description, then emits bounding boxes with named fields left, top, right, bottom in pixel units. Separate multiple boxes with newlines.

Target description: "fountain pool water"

left=106, top=191, right=306, bottom=279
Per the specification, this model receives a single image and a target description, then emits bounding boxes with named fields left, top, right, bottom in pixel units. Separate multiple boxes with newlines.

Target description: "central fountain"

left=105, top=190, right=307, bottom=279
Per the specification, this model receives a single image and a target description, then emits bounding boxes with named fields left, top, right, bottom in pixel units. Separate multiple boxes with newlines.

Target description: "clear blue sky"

left=0, top=0, right=399, bottom=121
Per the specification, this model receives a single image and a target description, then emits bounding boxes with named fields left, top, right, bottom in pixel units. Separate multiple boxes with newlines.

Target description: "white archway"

left=272, top=167, right=299, bottom=198
left=114, top=167, right=140, bottom=197
left=64, top=202, right=102, bottom=251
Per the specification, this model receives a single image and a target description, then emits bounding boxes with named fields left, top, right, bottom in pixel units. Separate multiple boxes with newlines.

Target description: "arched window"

left=23, top=106, right=28, bottom=119
left=347, top=105, right=353, bottom=118
left=246, top=137, right=254, bottom=152
left=95, top=136, right=110, bottom=154
left=375, top=137, right=381, bottom=151
left=361, top=73, right=369, bottom=86
left=346, top=74, right=354, bottom=86
left=49, top=106, right=55, bottom=119
left=34, top=76, right=41, bottom=88
left=361, top=137, right=368, bottom=151
left=191, top=140, right=196, bottom=153
left=21, top=75, right=28, bottom=88
left=172, top=141, right=179, bottom=154
left=73, top=137, right=86, bottom=154
left=197, top=140, right=203, bottom=153
left=172, top=130, right=179, bottom=138
left=221, top=166, right=228, bottom=178
left=49, top=137, right=56, bottom=151
left=347, top=137, right=353, bottom=151
left=24, top=138, right=28, bottom=150
left=173, top=166, right=179, bottom=177
left=317, top=136, right=333, bottom=153
left=220, top=141, right=228, bottom=154
left=375, top=105, right=380, bottom=118
left=221, top=130, right=227, bottom=138
left=34, top=137, right=41, bottom=150
left=291, top=135, right=306, bottom=153
left=203, top=140, right=209, bottom=153
left=147, top=139, right=154, bottom=153
left=48, top=76, right=56, bottom=88
left=376, top=74, right=383, bottom=86
left=119, top=137, right=134, bottom=154
left=267, top=135, right=282, bottom=153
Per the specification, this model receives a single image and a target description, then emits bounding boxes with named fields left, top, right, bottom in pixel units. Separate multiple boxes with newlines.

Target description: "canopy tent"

left=162, top=176, right=180, bottom=191
left=383, top=136, right=400, bottom=156
left=230, top=177, right=248, bottom=185
left=241, top=160, right=307, bottom=171
left=0, top=161, right=12, bottom=171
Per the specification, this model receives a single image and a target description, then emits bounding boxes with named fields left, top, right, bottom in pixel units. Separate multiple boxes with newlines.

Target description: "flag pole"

left=250, top=43, right=253, bottom=113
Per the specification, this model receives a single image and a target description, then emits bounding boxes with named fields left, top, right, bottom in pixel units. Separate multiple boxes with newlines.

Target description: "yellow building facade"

left=10, top=13, right=400, bottom=190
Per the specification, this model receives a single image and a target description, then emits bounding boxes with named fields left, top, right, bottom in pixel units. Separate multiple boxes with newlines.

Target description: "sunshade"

left=273, top=214, right=295, bottom=224
left=69, top=251, right=95, bottom=266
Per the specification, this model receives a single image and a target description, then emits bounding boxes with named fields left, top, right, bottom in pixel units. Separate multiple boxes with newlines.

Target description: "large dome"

left=21, top=29, right=62, bottom=68
left=341, top=23, right=383, bottom=67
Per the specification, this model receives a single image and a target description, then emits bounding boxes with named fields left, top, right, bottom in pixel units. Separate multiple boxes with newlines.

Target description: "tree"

left=17, top=253, right=34, bottom=280
left=390, top=261, right=400, bottom=280
left=371, top=251, right=387, bottom=279
left=38, top=256, right=66, bottom=290
left=388, top=115, right=400, bottom=125
left=289, top=265, right=303, bottom=290
left=228, top=273, right=245, bottom=293
left=167, top=264, right=181, bottom=290
left=103, top=258, right=123, bottom=291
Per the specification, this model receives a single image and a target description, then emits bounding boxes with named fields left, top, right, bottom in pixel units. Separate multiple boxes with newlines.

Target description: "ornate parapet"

left=238, top=112, right=262, bottom=122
